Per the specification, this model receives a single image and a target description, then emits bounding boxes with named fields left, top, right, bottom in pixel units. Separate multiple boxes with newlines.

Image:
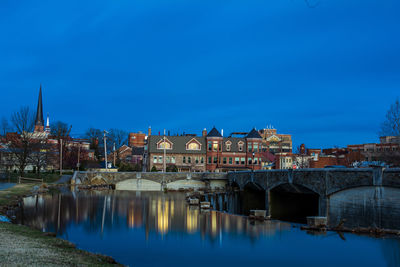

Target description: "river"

left=15, top=190, right=400, bottom=267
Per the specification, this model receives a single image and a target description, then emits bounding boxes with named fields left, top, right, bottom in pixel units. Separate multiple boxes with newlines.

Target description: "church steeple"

left=34, top=85, right=44, bottom=132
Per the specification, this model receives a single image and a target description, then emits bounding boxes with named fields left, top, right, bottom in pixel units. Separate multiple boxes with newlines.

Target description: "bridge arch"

left=269, top=183, right=320, bottom=223
left=115, top=178, right=162, bottom=191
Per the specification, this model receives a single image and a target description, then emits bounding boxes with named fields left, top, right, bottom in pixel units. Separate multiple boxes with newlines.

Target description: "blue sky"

left=0, top=0, right=399, bottom=148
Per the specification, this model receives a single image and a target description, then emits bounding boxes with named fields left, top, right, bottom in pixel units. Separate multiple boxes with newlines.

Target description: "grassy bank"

left=0, top=183, right=122, bottom=266
left=0, top=222, right=121, bottom=266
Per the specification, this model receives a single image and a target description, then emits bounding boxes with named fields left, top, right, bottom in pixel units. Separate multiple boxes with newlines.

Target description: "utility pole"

left=60, top=139, right=63, bottom=176
left=104, top=130, right=108, bottom=170
left=113, top=142, right=116, bottom=167
left=163, top=129, right=166, bottom=173
left=77, top=142, right=81, bottom=171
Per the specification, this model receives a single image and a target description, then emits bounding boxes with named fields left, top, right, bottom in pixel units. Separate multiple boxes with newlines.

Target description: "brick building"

left=259, top=127, right=292, bottom=154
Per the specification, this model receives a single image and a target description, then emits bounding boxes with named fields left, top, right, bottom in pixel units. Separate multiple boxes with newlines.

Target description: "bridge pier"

left=265, top=190, right=271, bottom=217
left=318, top=196, right=329, bottom=217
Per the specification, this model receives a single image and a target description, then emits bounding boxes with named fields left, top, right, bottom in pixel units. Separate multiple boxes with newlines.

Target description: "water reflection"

left=16, top=190, right=400, bottom=267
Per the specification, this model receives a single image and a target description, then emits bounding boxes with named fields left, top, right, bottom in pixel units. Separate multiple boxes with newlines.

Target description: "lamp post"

left=252, top=152, right=255, bottom=171
left=104, top=130, right=108, bottom=170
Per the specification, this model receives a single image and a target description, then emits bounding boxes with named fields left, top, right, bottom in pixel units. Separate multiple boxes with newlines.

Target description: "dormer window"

left=238, top=141, right=244, bottom=152
left=226, top=141, right=232, bottom=151
left=157, top=139, right=173, bottom=150
left=186, top=138, right=202, bottom=151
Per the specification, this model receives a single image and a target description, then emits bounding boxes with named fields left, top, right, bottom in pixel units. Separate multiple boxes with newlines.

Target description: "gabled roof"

left=207, top=127, right=222, bottom=137
left=246, top=128, right=262, bottom=139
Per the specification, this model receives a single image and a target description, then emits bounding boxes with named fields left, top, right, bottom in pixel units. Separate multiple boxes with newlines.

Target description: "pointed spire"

left=45, top=113, right=50, bottom=133
left=34, top=85, right=44, bottom=132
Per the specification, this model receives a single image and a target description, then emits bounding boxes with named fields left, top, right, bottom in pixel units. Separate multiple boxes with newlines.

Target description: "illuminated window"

left=187, top=141, right=200, bottom=150
left=213, top=142, right=218, bottom=151
left=158, top=141, right=172, bottom=149
left=235, top=157, right=240, bottom=165
left=241, top=157, right=245, bottom=165
left=248, top=143, right=252, bottom=152
left=254, top=143, right=258, bottom=152
left=158, top=156, right=163, bottom=163
left=153, top=156, right=157, bottom=163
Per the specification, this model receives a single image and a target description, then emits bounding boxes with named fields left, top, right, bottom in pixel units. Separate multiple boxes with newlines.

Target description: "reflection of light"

left=128, top=201, right=135, bottom=228
left=211, top=211, right=217, bottom=235
left=157, top=199, right=169, bottom=234
left=186, top=206, right=198, bottom=233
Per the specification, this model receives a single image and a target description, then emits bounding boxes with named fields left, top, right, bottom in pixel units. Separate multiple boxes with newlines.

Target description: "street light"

left=252, top=152, right=255, bottom=171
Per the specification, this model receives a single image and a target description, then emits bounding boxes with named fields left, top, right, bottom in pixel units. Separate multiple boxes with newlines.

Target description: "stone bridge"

left=228, top=167, right=400, bottom=229
left=73, top=171, right=228, bottom=191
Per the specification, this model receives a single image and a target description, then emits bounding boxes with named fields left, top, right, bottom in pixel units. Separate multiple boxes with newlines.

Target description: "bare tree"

left=28, top=137, right=50, bottom=177
left=381, top=99, right=400, bottom=137
left=108, top=128, right=128, bottom=162
left=0, top=116, right=11, bottom=136
left=7, top=106, right=35, bottom=175
left=50, top=121, right=72, bottom=169
left=84, top=128, right=102, bottom=161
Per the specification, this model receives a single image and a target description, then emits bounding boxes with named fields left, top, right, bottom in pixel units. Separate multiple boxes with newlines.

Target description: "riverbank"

left=0, top=183, right=122, bottom=266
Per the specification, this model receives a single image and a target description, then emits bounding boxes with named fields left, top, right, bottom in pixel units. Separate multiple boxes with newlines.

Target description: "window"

left=171, top=157, right=176, bottom=164
left=208, top=157, right=212, bottom=164
left=153, top=156, right=157, bottom=163
left=195, top=157, right=199, bottom=164
left=213, top=157, right=218, bottom=164
left=158, top=141, right=171, bottom=149
left=213, top=142, right=218, bottom=151
left=187, top=142, right=200, bottom=150
left=235, top=157, right=240, bottom=165
left=238, top=142, right=244, bottom=151
left=208, top=141, right=212, bottom=151
left=223, top=157, right=227, bottom=164
left=254, top=158, right=258, bottom=164
left=188, top=157, right=191, bottom=164
left=229, top=157, right=233, bottom=164
left=158, top=156, right=163, bottom=163
left=254, top=143, right=258, bottom=152
left=201, top=157, right=204, bottom=164
left=226, top=142, right=231, bottom=151
left=183, top=156, right=186, bottom=163
left=248, top=143, right=252, bottom=152
left=248, top=158, right=252, bottom=165
left=166, top=157, right=170, bottom=163
left=241, top=157, right=245, bottom=165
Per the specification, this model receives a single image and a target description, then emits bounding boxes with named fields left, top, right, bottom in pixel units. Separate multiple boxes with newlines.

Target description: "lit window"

left=158, top=141, right=171, bottom=149
left=241, top=157, right=245, bottom=165
left=254, top=143, right=258, bottom=152
left=171, top=157, right=176, bottom=164
left=158, top=156, right=163, bottom=163
left=235, top=157, right=240, bottom=165
left=213, top=142, right=218, bottom=151
left=153, top=156, right=157, bottom=163
left=187, top=142, right=200, bottom=150
left=248, top=143, right=252, bottom=152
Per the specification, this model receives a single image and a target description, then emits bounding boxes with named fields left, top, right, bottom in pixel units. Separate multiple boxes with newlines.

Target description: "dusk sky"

left=0, top=0, right=399, bottom=148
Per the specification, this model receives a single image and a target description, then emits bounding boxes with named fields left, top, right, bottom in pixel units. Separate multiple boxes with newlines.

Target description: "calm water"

left=16, top=190, right=400, bottom=267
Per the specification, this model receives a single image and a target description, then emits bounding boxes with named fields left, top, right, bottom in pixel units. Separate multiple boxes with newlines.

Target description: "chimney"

left=202, top=128, right=207, bottom=137
left=148, top=126, right=151, bottom=136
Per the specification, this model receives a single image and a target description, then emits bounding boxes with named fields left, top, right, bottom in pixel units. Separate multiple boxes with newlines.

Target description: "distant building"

left=259, top=127, right=292, bottom=154
left=128, top=132, right=146, bottom=147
